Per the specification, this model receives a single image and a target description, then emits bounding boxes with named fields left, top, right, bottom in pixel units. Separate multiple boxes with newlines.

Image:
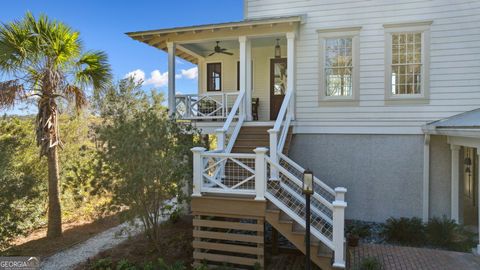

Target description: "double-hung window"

left=318, top=27, right=361, bottom=104
left=384, top=21, right=431, bottom=102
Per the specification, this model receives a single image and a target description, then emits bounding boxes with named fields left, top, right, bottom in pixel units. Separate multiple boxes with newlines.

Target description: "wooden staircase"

left=265, top=202, right=334, bottom=270
left=232, top=125, right=293, bottom=154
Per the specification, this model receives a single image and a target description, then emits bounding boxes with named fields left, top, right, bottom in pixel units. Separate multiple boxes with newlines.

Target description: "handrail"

left=272, top=89, right=293, bottom=132
left=222, top=90, right=245, bottom=132
left=278, top=153, right=336, bottom=197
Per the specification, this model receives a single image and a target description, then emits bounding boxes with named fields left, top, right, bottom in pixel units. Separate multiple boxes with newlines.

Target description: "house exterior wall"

left=197, top=45, right=287, bottom=121
left=289, top=134, right=425, bottom=222
left=245, top=0, right=480, bottom=134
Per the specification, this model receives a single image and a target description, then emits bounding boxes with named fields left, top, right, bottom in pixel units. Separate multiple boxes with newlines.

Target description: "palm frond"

left=64, top=84, right=87, bottom=111
left=75, top=50, right=112, bottom=93
left=0, top=79, right=25, bottom=108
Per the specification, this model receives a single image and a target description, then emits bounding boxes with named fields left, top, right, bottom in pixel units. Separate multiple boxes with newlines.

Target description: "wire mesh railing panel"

left=201, top=154, right=256, bottom=193
left=266, top=161, right=334, bottom=242
left=278, top=154, right=336, bottom=203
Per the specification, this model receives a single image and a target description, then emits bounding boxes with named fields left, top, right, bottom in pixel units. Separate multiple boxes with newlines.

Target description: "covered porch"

left=126, top=16, right=301, bottom=123
left=424, top=109, right=480, bottom=254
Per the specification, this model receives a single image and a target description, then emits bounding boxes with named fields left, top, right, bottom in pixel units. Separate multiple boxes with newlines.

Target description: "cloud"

left=124, top=67, right=197, bottom=88
left=144, top=70, right=169, bottom=87
left=180, top=67, right=198, bottom=79
left=124, top=69, right=145, bottom=84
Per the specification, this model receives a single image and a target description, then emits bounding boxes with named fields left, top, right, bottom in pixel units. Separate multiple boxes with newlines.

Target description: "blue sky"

left=1, top=0, right=243, bottom=114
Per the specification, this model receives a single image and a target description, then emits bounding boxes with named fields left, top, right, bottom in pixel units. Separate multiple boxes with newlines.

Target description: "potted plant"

left=346, top=223, right=371, bottom=247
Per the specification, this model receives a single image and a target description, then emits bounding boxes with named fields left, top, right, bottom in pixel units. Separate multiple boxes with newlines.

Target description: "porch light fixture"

left=302, top=168, right=314, bottom=270
left=275, top=38, right=281, bottom=58
left=302, top=169, right=314, bottom=195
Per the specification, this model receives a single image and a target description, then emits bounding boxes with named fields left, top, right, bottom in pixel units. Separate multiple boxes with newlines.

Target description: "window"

left=318, top=27, right=361, bottom=104
left=384, top=21, right=432, bottom=102
left=207, top=62, right=221, bottom=91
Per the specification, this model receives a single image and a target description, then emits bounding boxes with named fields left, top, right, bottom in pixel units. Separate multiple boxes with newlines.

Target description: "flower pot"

left=348, top=234, right=360, bottom=247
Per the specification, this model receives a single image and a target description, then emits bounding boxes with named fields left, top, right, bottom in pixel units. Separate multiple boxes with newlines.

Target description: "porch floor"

left=349, top=243, right=480, bottom=270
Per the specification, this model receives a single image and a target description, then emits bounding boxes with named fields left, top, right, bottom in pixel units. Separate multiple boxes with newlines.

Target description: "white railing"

left=175, top=92, right=239, bottom=120
left=215, top=90, right=245, bottom=153
left=191, top=147, right=268, bottom=199
left=268, top=87, right=347, bottom=268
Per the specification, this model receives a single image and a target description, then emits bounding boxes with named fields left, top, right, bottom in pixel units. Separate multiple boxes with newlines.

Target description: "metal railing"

left=175, top=92, right=239, bottom=120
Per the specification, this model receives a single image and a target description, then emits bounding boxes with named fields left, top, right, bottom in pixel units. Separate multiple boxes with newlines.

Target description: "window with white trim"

left=318, top=27, right=360, bottom=104
left=384, top=21, right=431, bottom=102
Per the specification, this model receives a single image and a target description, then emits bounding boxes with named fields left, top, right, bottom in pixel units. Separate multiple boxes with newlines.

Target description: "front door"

left=270, top=58, right=287, bottom=120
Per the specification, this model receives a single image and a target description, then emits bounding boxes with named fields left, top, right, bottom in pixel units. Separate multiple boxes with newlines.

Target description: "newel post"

left=268, top=129, right=279, bottom=180
left=191, top=147, right=206, bottom=197
left=216, top=128, right=226, bottom=151
left=332, top=187, right=347, bottom=268
left=254, top=147, right=268, bottom=201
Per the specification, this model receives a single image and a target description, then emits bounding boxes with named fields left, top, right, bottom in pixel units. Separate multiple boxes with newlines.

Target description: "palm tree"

left=0, top=13, right=111, bottom=238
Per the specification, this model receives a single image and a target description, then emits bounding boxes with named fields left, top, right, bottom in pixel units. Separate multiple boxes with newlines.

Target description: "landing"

left=349, top=243, right=480, bottom=270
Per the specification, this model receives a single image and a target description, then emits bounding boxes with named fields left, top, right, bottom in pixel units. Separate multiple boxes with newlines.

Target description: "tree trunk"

left=47, top=145, right=62, bottom=238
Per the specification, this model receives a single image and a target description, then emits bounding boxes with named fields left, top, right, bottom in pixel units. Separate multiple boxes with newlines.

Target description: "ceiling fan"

left=208, top=41, right=233, bottom=56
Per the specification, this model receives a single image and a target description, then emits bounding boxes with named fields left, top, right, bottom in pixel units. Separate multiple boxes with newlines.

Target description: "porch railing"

left=175, top=92, right=239, bottom=120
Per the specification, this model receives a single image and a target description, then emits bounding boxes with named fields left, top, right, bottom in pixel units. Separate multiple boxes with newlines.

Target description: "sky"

left=0, top=0, right=243, bottom=115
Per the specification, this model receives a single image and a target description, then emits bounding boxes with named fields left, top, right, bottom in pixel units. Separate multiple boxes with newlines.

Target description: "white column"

left=167, top=42, right=176, bottom=118
left=254, top=147, right=268, bottom=200
left=332, top=187, right=347, bottom=268
left=451, top=144, right=460, bottom=222
left=423, top=134, right=430, bottom=222
left=246, top=39, right=252, bottom=121
left=477, top=150, right=480, bottom=254
left=268, top=129, right=279, bottom=180
left=286, top=32, right=296, bottom=120
left=239, top=36, right=250, bottom=119
left=191, top=147, right=206, bottom=197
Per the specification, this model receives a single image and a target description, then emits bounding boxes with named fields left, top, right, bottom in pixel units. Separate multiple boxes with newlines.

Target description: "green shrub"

left=91, top=258, right=113, bottom=270
left=357, top=257, right=382, bottom=270
left=426, top=216, right=475, bottom=252
left=346, top=222, right=371, bottom=238
left=382, top=217, right=425, bottom=246
left=116, top=259, right=137, bottom=270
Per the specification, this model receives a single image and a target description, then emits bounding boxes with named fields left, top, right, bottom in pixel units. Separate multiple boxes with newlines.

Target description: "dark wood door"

left=270, top=58, right=287, bottom=120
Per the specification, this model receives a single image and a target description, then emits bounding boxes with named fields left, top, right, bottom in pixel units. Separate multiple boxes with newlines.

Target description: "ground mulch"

left=75, top=215, right=194, bottom=270
left=2, top=213, right=123, bottom=258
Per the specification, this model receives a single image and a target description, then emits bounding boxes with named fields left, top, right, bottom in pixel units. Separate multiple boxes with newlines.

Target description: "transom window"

left=207, top=62, right=221, bottom=91
left=325, top=38, right=353, bottom=97
left=391, top=32, right=422, bottom=95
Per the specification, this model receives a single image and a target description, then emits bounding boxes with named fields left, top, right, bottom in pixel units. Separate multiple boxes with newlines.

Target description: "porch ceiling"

left=126, top=16, right=302, bottom=64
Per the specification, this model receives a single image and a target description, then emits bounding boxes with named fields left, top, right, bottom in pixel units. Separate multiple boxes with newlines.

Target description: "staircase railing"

left=267, top=87, right=347, bottom=268
left=175, top=92, right=239, bottom=120
left=215, top=90, right=245, bottom=153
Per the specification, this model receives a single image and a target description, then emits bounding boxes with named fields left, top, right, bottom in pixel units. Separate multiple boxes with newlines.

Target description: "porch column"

left=423, top=134, right=430, bottom=222
left=167, top=42, right=176, bottom=118
left=451, top=144, right=460, bottom=222
left=286, top=32, right=296, bottom=119
left=239, top=36, right=252, bottom=120
left=477, top=150, right=480, bottom=254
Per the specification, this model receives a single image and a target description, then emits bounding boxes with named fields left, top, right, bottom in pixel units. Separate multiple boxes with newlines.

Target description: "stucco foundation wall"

left=429, top=135, right=451, bottom=219
left=289, top=134, right=424, bottom=222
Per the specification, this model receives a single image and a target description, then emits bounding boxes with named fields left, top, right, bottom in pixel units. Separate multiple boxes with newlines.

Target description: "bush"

left=357, top=257, right=382, bottom=270
left=382, top=217, right=425, bottom=246
left=426, top=216, right=475, bottom=252
left=346, top=222, right=371, bottom=238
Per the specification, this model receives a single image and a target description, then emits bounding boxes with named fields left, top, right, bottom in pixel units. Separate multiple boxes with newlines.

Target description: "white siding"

left=246, top=0, right=480, bottom=134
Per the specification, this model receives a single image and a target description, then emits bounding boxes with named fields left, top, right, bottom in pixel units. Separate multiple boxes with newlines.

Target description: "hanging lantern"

left=275, top=38, right=281, bottom=58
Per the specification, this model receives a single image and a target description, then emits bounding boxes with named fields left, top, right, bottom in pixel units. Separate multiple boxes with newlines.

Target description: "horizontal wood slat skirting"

left=192, top=196, right=266, bottom=267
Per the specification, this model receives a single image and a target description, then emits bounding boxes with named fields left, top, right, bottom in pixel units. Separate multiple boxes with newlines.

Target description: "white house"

left=127, top=1, right=480, bottom=268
